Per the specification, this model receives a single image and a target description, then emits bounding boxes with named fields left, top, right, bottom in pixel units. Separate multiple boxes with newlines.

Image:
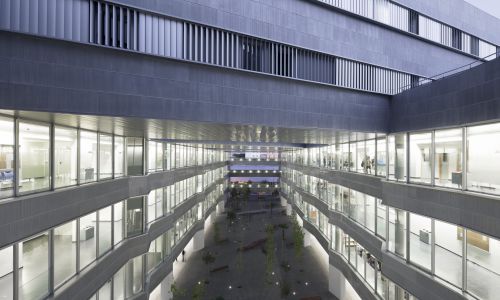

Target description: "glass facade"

left=19, top=122, right=50, bottom=193
left=54, top=127, right=78, bottom=188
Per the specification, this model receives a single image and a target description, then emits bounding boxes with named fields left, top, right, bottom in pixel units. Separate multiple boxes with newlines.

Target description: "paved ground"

left=174, top=195, right=336, bottom=300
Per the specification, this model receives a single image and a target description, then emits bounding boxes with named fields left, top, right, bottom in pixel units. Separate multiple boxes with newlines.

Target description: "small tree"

left=280, top=280, right=291, bottom=298
left=292, top=217, right=304, bottom=259
left=192, top=281, right=206, bottom=300
left=171, top=281, right=186, bottom=300
left=202, top=251, right=216, bottom=273
left=227, top=210, right=237, bottom=227
left=213, top=222, right=221, bottom=244
left=265, top=224, right=275, bottom=283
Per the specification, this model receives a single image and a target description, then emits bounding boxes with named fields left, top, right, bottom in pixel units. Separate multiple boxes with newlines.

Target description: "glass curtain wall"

left=19, top=122, right=51, bottom=193
left=53, top=220, right=77, bottom=287
left=409, top=132, right=432, bottom=184
left=54, top=127, right=78, bottom=188
left=99, top=134, right=113, bottom=180
left=0, top=117, right=14, bottom=199
left=19, top=233, right=49, bottom=300
left=79, top=131, right=98, bottom=184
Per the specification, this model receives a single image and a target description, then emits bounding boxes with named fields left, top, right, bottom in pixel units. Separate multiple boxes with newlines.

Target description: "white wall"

left=0, top=246, right=13, bottom=277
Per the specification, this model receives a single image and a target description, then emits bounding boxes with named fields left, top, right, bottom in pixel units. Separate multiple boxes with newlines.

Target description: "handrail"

left=395, top=52, right=499, bottom=94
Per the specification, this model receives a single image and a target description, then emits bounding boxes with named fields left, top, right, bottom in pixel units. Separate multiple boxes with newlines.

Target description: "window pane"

left=388, top=208, right=406, bottom=258
left=114, top=136, right=125, bottom=178
left=99, top=134, right=113, bottom=180
left=435, top=220, right=462, bottom=288
left=409, top=213, right=431, bottom=270
left=98, top=280, right=112, bottom=300
left=0, top=117, right=14, bottom=199
left=54, top=127, right=78, bottom=188
left=376, top=199, right=386, bottom=239
left=98, top=206, right=112, bottom=256
left=80, top=131, right=97, bottom=184
left=435, top=129, right=463, bottom=188
left=409, top=132, right=431, bottom=184
left=54, top=220, right=77, bottom=287
left=148, top=141, right=157, bottom=173
left=466, top=229, right=500, bottom=300
left=376, top=137, right=387, bottom=177
left=0, top=246, right=14, bottom=300
left=388, top=134, right=406, bottom=181
left=356, top=141, right=366, bottom=173
left=467, top=123, right=500, bottom=194
left=19, top=233, right=49, bottom=300
left=126, top=197, right=144, bottom=237
left=114, top=202, right=124, bottom=246
left=79, top=212, right=97, bottom=269
left=127, top=138, right=143, bottom=176
left=19, top=122, right=50, bottom=193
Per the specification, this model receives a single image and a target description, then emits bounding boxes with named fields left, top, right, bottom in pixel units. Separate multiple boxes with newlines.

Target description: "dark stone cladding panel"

left=0, top=161, right=226, bottom=248
left=0, top=31, right=391, bottom=132
left=397, top=0, right=500, bottom=45
left=292, top=203, right=379, bottom=300
left=390, top=57, right=500, bottom=133
left=381, top=252, right=466, bottom=300
left=282, top=162, right=383, bottom=199
left=51, top=193, right=224, bottom=300
left=287, top=192, right=466, bottom=300
left=114, top=0, right=482, bottom=76
left=284, top=163, right=500, bottom=241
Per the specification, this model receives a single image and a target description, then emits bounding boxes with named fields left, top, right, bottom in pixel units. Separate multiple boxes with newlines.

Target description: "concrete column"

left=159, top=271, right=174, bottom=300
left=286, top=204, right=292, bottom=216
left=216, top=201, right=224, bottom=215
left=329, top=264, right=346, bottom=300
left=192, top=229, right=205, bottom=252
left=280, top=196, right=287, bottom=207
left=303, top=229, right=312, bottom=247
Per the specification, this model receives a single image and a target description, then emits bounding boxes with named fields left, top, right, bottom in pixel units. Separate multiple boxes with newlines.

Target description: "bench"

left=210, top=265, right=229, bottom=273
left=237, top=238, right=267, bottom=251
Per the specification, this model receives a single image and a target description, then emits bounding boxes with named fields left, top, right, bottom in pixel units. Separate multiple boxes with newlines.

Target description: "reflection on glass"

left=388, top=134, right=406, bottom=181
left=19, top=233, right=49, bottom=300
left=409, top=213, right=431, bottom=270
left=114, top=202, right=124, bottom=246
left=80, top=131, right=97, bottom=184
left=127, top=138, right=143, bottom=176
left=434, top=129, right=462, bottom=189
left=466, top=229, right=500, bottom=300
left=409, top=132, right=432, bottom=184
left=388, top=208, right=406, bottom=258
left=79, top=212, right=97, bottom=269
left=376, top=199, right=386, bottom=239
left=54, top=220, right=77, bottom=287
left=99, top=134, right=113, bottom=180
left=0, top=117, right=14, bottom=199
left=376, top=137, right=386, bottom=177
left=19, top=122, right=50, bottom=193
left=54, top=127, right=78, bottom=188
left=114, top=136, right=125, bottom=177
left=467, top=124, right=500, bottom=194
left=97, top=280, right=112, bottom=300
left=98, top=206, right=112, bottom=255
left=435, top=220, right=462, bottom=288
left=0, top=246, right=13, bottom=300
left=126, top=197, right=144, bottom=237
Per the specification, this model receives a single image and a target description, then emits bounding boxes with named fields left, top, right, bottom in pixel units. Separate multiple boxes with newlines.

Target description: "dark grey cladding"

left=390, top=57, right=500, bottom=132
left=0, top=31, right=390, bottom=133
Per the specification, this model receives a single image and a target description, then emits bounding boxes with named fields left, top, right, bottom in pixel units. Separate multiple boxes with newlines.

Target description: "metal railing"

left=395, top=52, right=499, bottom=94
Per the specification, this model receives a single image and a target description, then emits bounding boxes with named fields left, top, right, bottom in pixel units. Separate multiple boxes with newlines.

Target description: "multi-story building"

left=1, top=0, right=500, bottom=299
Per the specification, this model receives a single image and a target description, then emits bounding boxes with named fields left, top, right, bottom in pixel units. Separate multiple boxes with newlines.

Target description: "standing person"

left=182, top=250, right=186, bottom=262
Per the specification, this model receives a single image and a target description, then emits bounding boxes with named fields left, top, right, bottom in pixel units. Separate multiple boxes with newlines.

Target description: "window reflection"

left=0, top=117, right=14, bottom=199
left=435, top=129, right=462, bottom=188
left=19, top=122, right=50, bottom=193
left=54, top=220, right=77, bottom=287
left=54, top=127, right=78, bottom=188
left=79, top=131, right=97, bottom=184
